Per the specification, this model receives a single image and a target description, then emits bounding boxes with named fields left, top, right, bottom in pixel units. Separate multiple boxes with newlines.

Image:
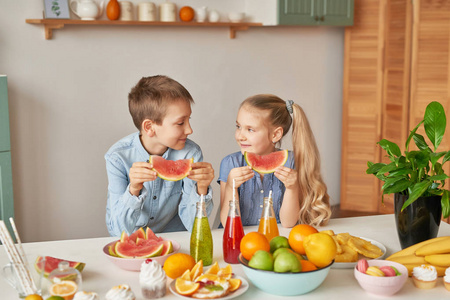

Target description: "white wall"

left=1, top=0, right=343, bottom=242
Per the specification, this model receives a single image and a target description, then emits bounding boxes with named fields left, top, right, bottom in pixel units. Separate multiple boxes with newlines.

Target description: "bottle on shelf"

left=258, top=191, right=279, bottom=242
left=223, top=179, right=245, bottom=264
left=190, top=195, right=213, bottom=266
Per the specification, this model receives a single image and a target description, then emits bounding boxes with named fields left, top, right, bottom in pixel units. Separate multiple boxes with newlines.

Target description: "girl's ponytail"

left=291, top=104, right=331, bottom=226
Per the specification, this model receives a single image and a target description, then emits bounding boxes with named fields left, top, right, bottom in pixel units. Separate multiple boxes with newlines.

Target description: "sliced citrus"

left=204, top=261, right=219, bottom=275
left=195, top=273, right=220, bottom=283
left=218, top=264, right=233, bottom=279
left=190, top=260, right=203, bottom=281
left=228, top=278, right=242, bottom=292
left=49, top=280, right=78, bottom=300
left=180, top=269, right=191, bottom=280
left=175, top=278, right=200, bottom=296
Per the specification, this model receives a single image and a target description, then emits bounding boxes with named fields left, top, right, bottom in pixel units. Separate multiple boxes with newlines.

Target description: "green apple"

left=272, top=247, right=293, bottom=260
left=248, top=250, right=274, bottom=271
left=274, top=251, right=301, bottom=273
left=269, top=236, right=290, bottom=253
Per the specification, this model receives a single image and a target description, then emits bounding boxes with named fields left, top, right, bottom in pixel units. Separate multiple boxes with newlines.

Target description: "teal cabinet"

left=279, top=0, right=354, bottom=26
left=0, top=76, right=14, bottom=235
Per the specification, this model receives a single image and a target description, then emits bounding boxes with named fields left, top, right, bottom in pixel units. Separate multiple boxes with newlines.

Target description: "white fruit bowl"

left=238, top=254, right=333, bottom=296
left=102, top=238, right=180, bottom=271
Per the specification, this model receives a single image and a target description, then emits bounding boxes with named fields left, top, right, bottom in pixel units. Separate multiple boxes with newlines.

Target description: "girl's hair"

left=241, top=94, right=331, bottom=226
left=128, top=75, right=194, bottom=130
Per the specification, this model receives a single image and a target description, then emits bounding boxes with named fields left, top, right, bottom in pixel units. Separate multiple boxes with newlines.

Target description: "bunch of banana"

left=386, top=236, right=450, bottom=276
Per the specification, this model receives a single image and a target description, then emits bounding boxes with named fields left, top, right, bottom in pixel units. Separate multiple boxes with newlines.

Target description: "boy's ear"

left=142, top=119, right=155, bottom=137
left=272, top=126, right=283, bottom=144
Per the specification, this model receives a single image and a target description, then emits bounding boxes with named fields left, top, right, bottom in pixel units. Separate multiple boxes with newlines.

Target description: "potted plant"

left=366, top=101, right=450, bottom=248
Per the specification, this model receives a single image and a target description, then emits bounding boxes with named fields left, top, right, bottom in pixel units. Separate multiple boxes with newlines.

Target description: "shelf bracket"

left=229, top=25, right=249, bottom=39
left=44, top=24, right=65, bottom=40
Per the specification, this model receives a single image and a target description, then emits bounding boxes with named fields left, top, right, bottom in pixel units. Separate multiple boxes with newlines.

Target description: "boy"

left=105, top=75, right=214, bottom=236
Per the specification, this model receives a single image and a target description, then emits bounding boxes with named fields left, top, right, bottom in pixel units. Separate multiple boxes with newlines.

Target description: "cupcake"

left=140, top=259, right=167, bottom=299
left=73, top=291, right=99, bottom=300
left=412, top=265, right=437, bottom=289
left=444, top=267, right=450, bottom=291
left=105, top=284, right=136, bottom=300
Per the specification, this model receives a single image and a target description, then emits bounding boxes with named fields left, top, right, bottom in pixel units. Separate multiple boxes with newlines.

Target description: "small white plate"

left=169, top=275, right=249, bottom=300
left=331, top=237, right=387, bottom=269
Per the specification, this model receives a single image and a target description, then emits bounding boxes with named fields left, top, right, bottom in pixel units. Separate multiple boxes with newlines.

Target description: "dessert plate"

left=169, top=275, right=249, bottom=300
left=331, top=237, right=386, bottom=269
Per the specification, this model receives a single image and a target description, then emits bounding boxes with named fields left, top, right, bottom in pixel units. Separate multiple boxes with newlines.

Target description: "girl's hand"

left=227, top=166, right=254, bottom=189
left=274, top=166, right=298, bottom=190
left=129, top=161, right=158, bottom=196
left=188, top=162, right=215, bottom=195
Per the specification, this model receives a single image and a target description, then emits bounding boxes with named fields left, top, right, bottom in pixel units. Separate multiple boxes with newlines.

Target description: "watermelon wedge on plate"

left=244, top=150, right=288, bottom=174
left=34, top=256, right=85, bottom=278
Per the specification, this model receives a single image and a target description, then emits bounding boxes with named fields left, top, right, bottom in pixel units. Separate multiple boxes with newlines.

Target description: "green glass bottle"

left=190, top=201, right=213, bottom=266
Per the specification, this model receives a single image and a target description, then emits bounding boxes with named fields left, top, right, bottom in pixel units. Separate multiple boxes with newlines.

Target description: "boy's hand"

left=227, top=166, right=254, bottom=190
left=274, top=166, right=299, bottom=190
left=129, top=162, right=157, bottom=196
left=188, top=162, right=215, bottom=195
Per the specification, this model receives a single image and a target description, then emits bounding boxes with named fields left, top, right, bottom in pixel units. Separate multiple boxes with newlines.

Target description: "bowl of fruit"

left=354, top=259, right=408, bottom=296
left=103, top=227, right=180, bottom=271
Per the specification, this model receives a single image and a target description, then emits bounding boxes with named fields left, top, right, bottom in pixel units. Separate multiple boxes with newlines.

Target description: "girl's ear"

left=142, top=119, right=155, bottom=137
left=272, top=126, right=283, bottom=144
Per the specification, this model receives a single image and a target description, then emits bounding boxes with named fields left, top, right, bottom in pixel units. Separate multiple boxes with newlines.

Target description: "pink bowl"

left=102, top=238, right=180, bottom=271
left=354, top=260, right=408, bottom=296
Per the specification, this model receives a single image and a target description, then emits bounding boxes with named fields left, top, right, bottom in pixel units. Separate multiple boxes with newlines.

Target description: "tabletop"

left=1, top=214, right=450, bottom=299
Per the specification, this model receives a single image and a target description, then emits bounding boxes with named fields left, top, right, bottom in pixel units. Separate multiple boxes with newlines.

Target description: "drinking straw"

left=269, top=190, right=273, bottom=200
left=233, top=179, right=236, bottom=202
left=9, top=218, right=29, bottom=267
left=200, top=194, right=205, bottom=203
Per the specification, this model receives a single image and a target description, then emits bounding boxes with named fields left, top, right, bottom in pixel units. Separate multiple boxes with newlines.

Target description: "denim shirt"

left=105, top=132, right=213, bottom=237
left=218, top=151, right=294, bottom=226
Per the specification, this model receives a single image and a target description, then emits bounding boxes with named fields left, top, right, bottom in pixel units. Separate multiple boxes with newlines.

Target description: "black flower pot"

left=394, top=193, right=442, bottom=249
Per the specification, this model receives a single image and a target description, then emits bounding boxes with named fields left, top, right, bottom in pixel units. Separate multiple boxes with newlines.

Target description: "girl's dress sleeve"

left=217, top=154, right=236, bottom=184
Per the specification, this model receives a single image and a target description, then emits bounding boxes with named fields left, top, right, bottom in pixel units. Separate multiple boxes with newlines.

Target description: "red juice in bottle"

left=223, top=201, right=245, bottom=264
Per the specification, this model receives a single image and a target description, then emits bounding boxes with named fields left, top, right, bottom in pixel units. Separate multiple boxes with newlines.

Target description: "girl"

left=218, top=94, right=331, bottom=228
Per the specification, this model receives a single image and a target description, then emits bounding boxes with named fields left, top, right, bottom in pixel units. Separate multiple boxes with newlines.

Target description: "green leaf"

left=427, top=174, right=449, bottom=181
left=376, top=162, right=399, bottom=176
left=424, top=101, right=446, bottom=151
left=387, top=168, right=412, bottom=177
left=378, top=139, right=401, bottom=157
left=383, top=179, right=411, bottom=194
left=430, top=151, right=446, bottom=167
left=412, top=134, right=431, bottom=151
left=414, top=151, right=430, bottom=169
left=366, top=163, right=386, bottom=175
left=442, top=190, right=450, bottom=219
left=442, top=151, right=450, bottom=165
left=401, top=181, right=432, bottom=211
left=405, top=120, right=424, bottom=151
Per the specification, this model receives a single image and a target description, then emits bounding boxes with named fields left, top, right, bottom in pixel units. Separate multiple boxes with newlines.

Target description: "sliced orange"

left=190, top=260, right=203, bottom=281
left=175, top=278, right=200, bottom=296
left=180, top=269, right=191, bottom=280
left=49, top=280, right=78, bottom=300
left=204, top=261, right=220, bottom=275
left=228, top=278, right=242, bottom=292
left=196, top=273, right=220, bottom=283
left=218, top=264, right=233, bottom=279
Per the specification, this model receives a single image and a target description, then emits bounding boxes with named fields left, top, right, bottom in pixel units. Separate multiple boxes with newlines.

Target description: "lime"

left=46, top=296, right=65, bottom=300
left=248, top=250, right=274, bottom=271
left=269, top=236, right=290, bottom=253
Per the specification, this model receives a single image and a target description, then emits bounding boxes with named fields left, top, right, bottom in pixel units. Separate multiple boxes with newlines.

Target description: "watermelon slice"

left=115, top=241, right=164, bottom=258
left=244, top=150, right=289, bottom=174
left=150, top=156, right=193, bottom=181
left=35, top=256, right=85, bottom=278
left=145, top=227, right=163, bottom=242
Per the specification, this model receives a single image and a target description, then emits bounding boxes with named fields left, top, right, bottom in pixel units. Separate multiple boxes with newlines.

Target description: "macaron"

left=366, top=266, right=385, bottom=277
left=379, top=266, right=396, bottom=277
left=357, top=259, right=369, bottom=273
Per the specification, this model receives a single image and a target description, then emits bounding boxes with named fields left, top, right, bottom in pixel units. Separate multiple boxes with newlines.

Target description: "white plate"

left=331, top=237, right=387, bottom=269
left=169, top=275, right=249, bottom=300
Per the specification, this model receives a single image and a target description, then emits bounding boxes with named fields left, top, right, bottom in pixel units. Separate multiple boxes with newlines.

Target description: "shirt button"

left=153, top=196, right=157, bottom=200
left=260, top=205, right=263, bottom=208
left=260, top=190, right=263, bottom=194
left=150, top=217, right=154, bottom=220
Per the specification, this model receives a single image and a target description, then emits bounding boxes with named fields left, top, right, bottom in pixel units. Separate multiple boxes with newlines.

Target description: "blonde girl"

left=218, top=94, right=331, bottom=228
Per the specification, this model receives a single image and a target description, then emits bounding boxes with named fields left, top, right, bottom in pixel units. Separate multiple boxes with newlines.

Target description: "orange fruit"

left=163, top=253, right=196, bottom=279
left=300, top=260, right=318, bottom=272
left=190, top=260, right=203, bottom=280
left=180, top=269, right=191, bottom=280
left=175, top=278, right=200, bottom=296
left=240, top=231, right=270, bottom=261
left=228, top=278, right=242, bottom=292
left=179, top=6, right=195, bottom=22
left=218, top=264, right=233, bottom=279
left=49, top=280, right=78, bottom=300
left=288, top=224, right=318, bottom=255
left=204, top=261, right=220, bottom=275
left=303, top=233, right=337, bottom=268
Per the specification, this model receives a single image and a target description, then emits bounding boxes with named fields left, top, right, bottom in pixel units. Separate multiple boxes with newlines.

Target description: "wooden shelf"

left=25, top=19, right=264, bottom=40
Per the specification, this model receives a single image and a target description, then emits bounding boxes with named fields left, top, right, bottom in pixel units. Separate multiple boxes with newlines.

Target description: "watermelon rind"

left=145, top=227, right=162, bottom=242
left=115, top=241, right=164, bottom=259
left=34, top=256, right=85, bottom=278
left=244, top=150, right=289, bottom=174
left=120, top=231, right=129, bottom=243
left=160, top=240, right=173, bottom=256
left=150, top=156, right=193, bottom=181
left=128, top=227, right=146, bottom=242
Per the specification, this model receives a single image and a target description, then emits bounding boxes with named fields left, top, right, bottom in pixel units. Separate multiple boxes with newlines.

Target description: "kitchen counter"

left=1, top=214, right=450, bottom=299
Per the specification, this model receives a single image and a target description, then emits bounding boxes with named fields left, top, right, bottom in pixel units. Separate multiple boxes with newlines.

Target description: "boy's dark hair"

left=128, top=75, right=194, bottom=130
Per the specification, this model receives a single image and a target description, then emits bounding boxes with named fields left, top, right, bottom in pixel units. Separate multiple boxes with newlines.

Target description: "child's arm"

left=129, top=161, right=158, bottom=196
left=275, top=166, right=301, bottom=228
left=188, top=162, right=215, bottom=195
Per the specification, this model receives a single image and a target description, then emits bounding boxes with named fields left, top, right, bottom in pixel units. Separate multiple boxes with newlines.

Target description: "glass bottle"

left=258, top=196, right=279, bottom=242
left=190, top=201, right=213, bottom=266
left=48, top=261, right=82, bottom=289
left=223, top=199, right=245, bottom=264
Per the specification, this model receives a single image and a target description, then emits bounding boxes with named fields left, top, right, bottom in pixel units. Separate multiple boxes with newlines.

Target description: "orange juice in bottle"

left=258, top=191, right=279, bottom=242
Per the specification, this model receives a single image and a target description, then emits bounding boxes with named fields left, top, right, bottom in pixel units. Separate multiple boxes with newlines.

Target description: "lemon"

left=24, top=295, right=43, bottom=300
left=303, top=233, right=337, bottom=268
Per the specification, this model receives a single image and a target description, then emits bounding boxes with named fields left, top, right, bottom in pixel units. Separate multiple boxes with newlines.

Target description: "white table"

left=1, top=215, right=450, bottom=299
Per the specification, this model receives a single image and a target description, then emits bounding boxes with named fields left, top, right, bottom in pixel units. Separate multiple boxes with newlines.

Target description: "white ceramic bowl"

left=354, top=260, right=408, bottom=296
left=102, top=238, right=180, bottom=271
left=228, top=12, right=245, bottom=23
